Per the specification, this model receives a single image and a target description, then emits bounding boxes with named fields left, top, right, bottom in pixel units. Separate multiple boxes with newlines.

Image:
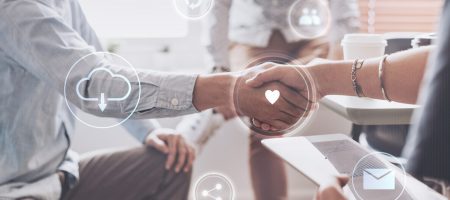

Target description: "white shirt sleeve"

left=328, top=0, right=361, bottom=43
left=203, top=0, right=232, bottom=68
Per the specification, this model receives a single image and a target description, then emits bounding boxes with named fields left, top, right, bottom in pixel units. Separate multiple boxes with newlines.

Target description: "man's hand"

left=246, top=65, right=319, bottom=100
left=234, top=63, right=308, bottom=130
left=193, top=63, right=314, bottom=130
left=316, top=175, right=349, bottom=200
left=145, top=128, right=196, bottom=173
left=244, top=64, right=319, bottom=130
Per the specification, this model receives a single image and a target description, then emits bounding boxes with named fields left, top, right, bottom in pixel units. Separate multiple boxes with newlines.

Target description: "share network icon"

left=194, top=172, right=235, bottom=200
left=201, top=183, right=223, bottom=200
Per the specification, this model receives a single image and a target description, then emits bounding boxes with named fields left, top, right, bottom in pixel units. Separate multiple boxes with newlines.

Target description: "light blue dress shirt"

left=0, top=0, right=198, bottom=199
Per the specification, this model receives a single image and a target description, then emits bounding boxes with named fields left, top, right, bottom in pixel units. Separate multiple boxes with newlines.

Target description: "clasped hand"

left=233, top=62, right=317, bottom=131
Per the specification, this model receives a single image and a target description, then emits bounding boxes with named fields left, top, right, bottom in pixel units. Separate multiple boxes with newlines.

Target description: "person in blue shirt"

left=0, top=0, right=305, bottom=199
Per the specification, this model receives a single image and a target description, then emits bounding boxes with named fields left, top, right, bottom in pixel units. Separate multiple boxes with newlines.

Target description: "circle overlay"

left=193, top=172, right=235, bottom=200
left=351, top=152, right=407, bottom=200
left=288, top=0, right=331, bottom=39
left=63, top=52, right=141, bottom=129
left=232, top=52, right=319, bottom=136
left=173, top=0, right=214, bottom=20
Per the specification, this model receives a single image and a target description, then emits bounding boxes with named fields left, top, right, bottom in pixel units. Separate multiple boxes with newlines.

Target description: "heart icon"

left=265, top=90, right=280, bottom=105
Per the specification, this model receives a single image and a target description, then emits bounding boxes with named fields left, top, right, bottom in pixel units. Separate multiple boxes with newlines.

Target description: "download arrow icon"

left=76, top=68, right=131, bottom=112
left=98, top=93, right=107, bottom=112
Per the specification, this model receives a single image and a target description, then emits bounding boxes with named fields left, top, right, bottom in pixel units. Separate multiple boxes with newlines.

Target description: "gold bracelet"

left=378, top=55, right=391, bottom=102
left=351, top=59, right=365, bottom=97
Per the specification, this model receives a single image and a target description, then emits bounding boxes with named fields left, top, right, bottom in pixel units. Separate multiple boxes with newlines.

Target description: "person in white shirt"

left=177, top=1, right=360, bottom=199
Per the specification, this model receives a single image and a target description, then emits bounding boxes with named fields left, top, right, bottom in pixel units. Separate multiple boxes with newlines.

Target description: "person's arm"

left=313, top=46, right=431, bottom=104
left=247, top=46, right=433, bottom=105
left=0, top=1, right=200, bottom=118
left=203, top=0, right=232, bottom=68
left=327, top=0, right=360, bottom=59
left=0, top=1, right=302, bottom=129
left=203, top=0, right=239, bottom=120
left=192, top=73, right=233, bottom=110
left=70, top=1, right=165, bottom=142
left=0, top=0, right=223, bottom=118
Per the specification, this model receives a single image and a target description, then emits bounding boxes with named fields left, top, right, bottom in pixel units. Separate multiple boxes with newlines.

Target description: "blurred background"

left=72, top=0, right=442, bottom=199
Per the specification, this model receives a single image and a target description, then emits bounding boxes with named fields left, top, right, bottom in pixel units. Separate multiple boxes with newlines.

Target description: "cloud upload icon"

left=76, top=67, right=131, bottom=112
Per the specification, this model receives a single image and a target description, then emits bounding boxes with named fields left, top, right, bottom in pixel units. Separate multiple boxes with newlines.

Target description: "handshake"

left=193, top=62, right=321, bottom=134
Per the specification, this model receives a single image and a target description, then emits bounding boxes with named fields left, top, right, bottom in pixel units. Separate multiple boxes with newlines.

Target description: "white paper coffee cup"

left=341, top=34, right=387, bottom=60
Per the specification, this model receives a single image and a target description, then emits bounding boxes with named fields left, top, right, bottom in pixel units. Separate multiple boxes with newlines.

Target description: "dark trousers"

left=62, top=146, right=191, bottom=200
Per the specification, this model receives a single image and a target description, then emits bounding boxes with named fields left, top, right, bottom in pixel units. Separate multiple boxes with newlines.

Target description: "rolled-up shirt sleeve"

left=0, top=0, right=198, bottom=119
left=328, top=0, right=360, bottom=43
left=69, top=1, right=164, bottom=141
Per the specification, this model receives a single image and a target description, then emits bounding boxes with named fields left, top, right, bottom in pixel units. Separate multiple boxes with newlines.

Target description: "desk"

left=321, top=95, right=419, bottom=140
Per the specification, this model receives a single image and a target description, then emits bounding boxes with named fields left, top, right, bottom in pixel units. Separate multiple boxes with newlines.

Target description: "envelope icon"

left=363, top=168, right=395, bottom=190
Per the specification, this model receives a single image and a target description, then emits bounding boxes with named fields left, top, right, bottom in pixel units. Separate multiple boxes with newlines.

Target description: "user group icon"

left=288, top=0, right=331, bottom=38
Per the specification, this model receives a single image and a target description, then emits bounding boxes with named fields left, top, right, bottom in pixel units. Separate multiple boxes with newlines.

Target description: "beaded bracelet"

left=351, top=59, right=365, bottom=97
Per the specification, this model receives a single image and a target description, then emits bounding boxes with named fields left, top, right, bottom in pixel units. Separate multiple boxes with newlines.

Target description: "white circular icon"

left=288, top=0, right=331, bottom=39
left=351, top=152, right=407, bottom=200
left=194, top=172, right=235, bottom=200
left=232, top=52, right=319, bottom=136
left=64, top=52, right=141, bottom=129
left=173, top=0, right=214, bottom=20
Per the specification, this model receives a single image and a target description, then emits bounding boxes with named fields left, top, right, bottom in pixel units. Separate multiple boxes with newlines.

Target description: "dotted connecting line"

left=201, top=183, right=223, bottom=200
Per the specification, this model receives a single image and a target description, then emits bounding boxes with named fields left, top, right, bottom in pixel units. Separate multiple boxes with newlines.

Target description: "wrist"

left=193, top=73, right=235, bottom=111
left=307, top=60, right=354, bottom=98
left=307, top=64, right=330, bottom=99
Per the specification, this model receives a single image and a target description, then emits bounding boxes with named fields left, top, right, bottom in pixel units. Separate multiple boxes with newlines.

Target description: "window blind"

left=358, top=0, right=443, bottom=33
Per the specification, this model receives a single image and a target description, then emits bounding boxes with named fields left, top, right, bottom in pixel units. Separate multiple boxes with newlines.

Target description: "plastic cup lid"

left=341, top=34, right=387, bottom=46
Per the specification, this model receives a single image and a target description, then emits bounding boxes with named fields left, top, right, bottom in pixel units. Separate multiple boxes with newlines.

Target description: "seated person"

left=248, top=0, right=450, bottom=196
left=178, top=0, right=359, bottom=199
left=0, top=0, right=306, bottom=199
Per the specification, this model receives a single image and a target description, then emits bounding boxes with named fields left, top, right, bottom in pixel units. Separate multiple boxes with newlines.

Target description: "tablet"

left=262, top=134, right=445, bottom=200
left=261, top=136, right=340, bottom=186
